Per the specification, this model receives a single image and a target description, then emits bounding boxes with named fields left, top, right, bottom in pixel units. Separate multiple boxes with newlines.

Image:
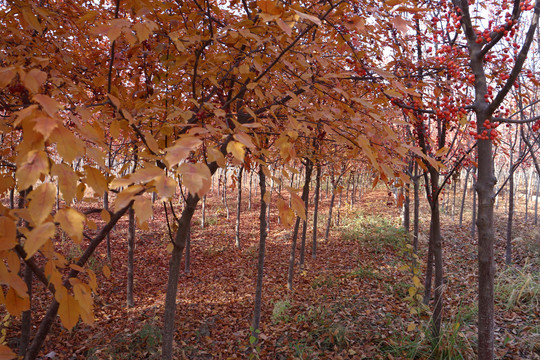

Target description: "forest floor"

left=4, top=187, right=540, bottom=359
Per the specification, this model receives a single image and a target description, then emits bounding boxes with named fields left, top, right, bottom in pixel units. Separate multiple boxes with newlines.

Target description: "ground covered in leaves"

left=4, top=187, right=540, bottom=359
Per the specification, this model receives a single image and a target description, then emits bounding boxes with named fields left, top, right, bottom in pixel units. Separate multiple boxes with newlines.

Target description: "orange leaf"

left=23, top=222, right=55, bottom=259
left=51, top=163, right=78, bottom=204
left=154, top=175, right=177, bottom=199
left=102, top=265, right=111, bottom=279
left=16, top=150, right=49, bottom=191
left=133, top=196, right=153, bottom=224
left=54, top=208, right=85, bottom=244
left=33, top=116, right=58, bottom=140
left=28, top=183, right=56, bottom=225
left=164, top=136, right=202, bottom=168
left=178, top=163, right=211, bottom=197
left=4, top=287, right=29, bottom=317
left=0, top=344, right=17, bottom=360
left=33, top=94, right=62, bottom=117
left=83, top=165, right=108, bottom=196
left=226, top=141, right=246, bottom=162
left=23, top=68, right=47, bottom=93
left=0, top=217, right=17, bottom=251
left=49, top=126, right=85, bottom=163
left=58, top=293, right=80, bottom=330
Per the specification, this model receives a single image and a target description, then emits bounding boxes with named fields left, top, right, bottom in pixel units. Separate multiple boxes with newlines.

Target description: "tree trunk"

left=402, top=183, right=410, bottom=232
left=325, top=176, right=337, bottom=241
left=201, top=195, right=206, bottom=229
left=104, top=191, right=112, bottom=262
left=429, top=171, right=444, bottom=340
left=287, top=217, right=301, bottom=291
left=235, top=166, right=244, bottom=248
left=506, top=151, right=515, bottom=265
left=472, top=168, right=477, bottom=239
left=18, top=265, right=32, bottom=358
left=223, top=167, right=230, bottom=220
left=184, top=226, right=191, bottom=273
left=423, top=221, right=434, bottom=305
left=162, top=195, right=199, bottom=360
left=299, top=160, right=313, bottom=267
left=476, top=130, right=496, bottom=360
left=248, top=170, right=253, bottom=210
left=413, top=163, right=420, bottom=254
left=459, top=168, right=471, bottom=227
left=312, top=163, right=321, bottom=259
left=127, top=207, right=135, bottom=308
left=251, top=163, right=267, bottom=341
left=535, top=174, right=539, bottom=225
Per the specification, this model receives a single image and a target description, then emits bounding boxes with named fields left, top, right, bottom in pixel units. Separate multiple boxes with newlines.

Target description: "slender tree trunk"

left=413, top=163, right=419, bottom=254
left=201, top=195, right=206, bottom=229
left=252, top=163, right=267, bottom=341
left=162, top=195, right=199, bottom=360
left=535, top=174, right=539, bottom=225
left=299, top=160, right=313, bottom=267
left=429, top=171, right=444, bottom=340
left=235, top=166, right=244, bottom=248
left=126, top=207, right=135, bottom=308
left=506, top=160, right=515, bottom=265
left=472, top=168, right=477, bottom=238
left=325, top=177, right=337, bottom=241
left=452, top=177, right=457, bottom=221
left=287, top=217, right=301, bottom=291
left=402, top=183, right=410, bottom=232
left=459, top=168, right=471, bottom=227
left=423, top=221, right=434, bottom=305
left=266, top=168, right=273, bottom=233
left=19, top=265, right=32, bottom=358
left=248, top=170, right=253, bottom=210
left=524, top=168, right=530, bottom=222
left=184, top=226, right=191, bottom=273
left=312, top=163, right=321, bottom=259
left=223, top=167, right=230, bottom=220
left=104, top=191, right=112, bottom=262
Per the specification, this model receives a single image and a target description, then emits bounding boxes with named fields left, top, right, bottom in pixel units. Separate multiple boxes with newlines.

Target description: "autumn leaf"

left=153, top=175, right=177, bottom=199
left=115, top=185, right=144, bottom=210
left=83, top=165, right=108, bottom=196
left=33, top=94, right=62, bottom=117
left=15, top=150, right=49, bottom=190
left=28, top=183, right=56, bottom=225
left=178, top=163, right=211, bottom=197
left=102, top=265, right=111, bottom=279
left=290, top=193, right=306, bottom=220
left=51, top=162, right=78, bottom=204
left=54, top=208, right=85, bottom=244
left=0, top=344, right=16, bottom=360
left=0, top=217, right=17, bottom=251
left=33, top=116, right=59, bottom=140
left=23, top=222, right=55, bottom=259
left=4, top=287, right=29, bottom=317
left=23, top=68, right=47, bottom=93
left=50, top=126, right=85, bottom=163
left=227, top=141, right=246, bottom=162
left=58, top=293, right=80, bottom=330
left=164, top=136, right=202, bottom=168
left=277, top=198, right=295, bottom=227
left=133, top=196, right=153, bottom=224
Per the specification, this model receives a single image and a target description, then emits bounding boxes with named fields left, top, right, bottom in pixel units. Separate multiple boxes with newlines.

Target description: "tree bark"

left=235, top=165, right=244, bottom=248
left=413, top=163, right=420, bottom=254
left=127, top=207, right=135, bottom=308
left=251, top=163, right=267, bottom=340
left=459, top=167, right=471, bottom=227
left=506, top=148, right=515, bottom=265
left=299, top=159, right=313, bottom=267
left=312, top=163, right=321, bottom=259
left=162, top=195, right=199, bottom=359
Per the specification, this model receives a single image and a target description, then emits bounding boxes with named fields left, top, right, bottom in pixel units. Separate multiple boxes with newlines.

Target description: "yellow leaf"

left=412, top=275, right=422, bottom=288
left=290, top=193, right=306, bottom=220
left=50, top=126, right=85, bottom=163
left=293, top=9, right=321, bottom=25
left=277, top=199, right=295, bottom=227
left=51, top=163, right=78, bottom=204
left=58, top=293, right=80, bottom=330
left=21, top=6, right=42, bottom=33
left=154, top=175, right=176, bottom=199
left=0, top=68, right=16, bottom=88
left=133, top=22, right=150, bottom=42
left=23, top=222, right=55, bottom=259
left=143, top=131, right=160, bottom=155
left=133, top=196, right=152, bottom=224
left=0, top=174, right=15, bottom=195
left=129, top=166, right=163, bottom=184
left=23, top=68, right=47, bottom=94
left=164, top=136, right=202, bottom=168
left=258, top=0, right=282, bottom=15
left=87, top=269, right=98, bottom=292
left=32, top=116, right=58, bottom=140
left=178, top=163, right=211, bottom=197
left=207, top=147, right=226, bottom=168
left=4, top=287, right=29, bottom=317
left=28, top=183, right=55, bottom=225
left=234, top=132, right=256, bottom=149
left=115, top=185, right=143, bottom=210
left=0, top=344, right=16, bottom=360
left=54, top=208, right=85, bottom=244
left=0, top=217, right=17, bottom=251
left=16, top=150, right=49, bottom=190
left=73, top=282, right=93, bottom=316
left=102, top=265, right=111, bottom=279
left=86, top=147, right=106, bottom=169
left=100, top=209, right=111, bottom=223
left=83, top=165, right=108, bottom=196
left=407, top=322, right=416, bottom=332
left=33, top=94, right=61, bottom=117
left=226, top=141, right=246, bottom=162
